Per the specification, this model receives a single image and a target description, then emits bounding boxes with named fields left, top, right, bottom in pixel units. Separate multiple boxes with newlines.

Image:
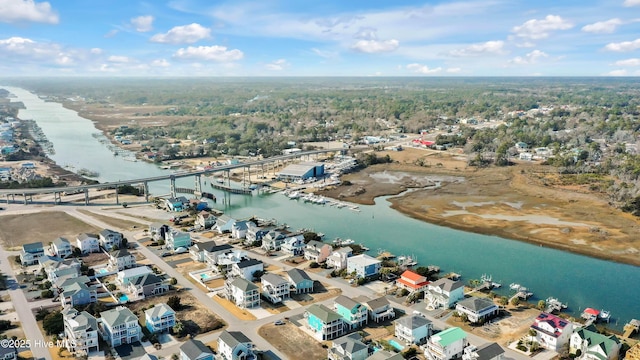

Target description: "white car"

left=174, top=247, right=188, bottom=254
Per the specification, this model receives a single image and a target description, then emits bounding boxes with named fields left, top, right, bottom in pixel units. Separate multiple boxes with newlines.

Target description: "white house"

left=462, top=343, right=505, bottom=360
left=225, top=278, right=260, bottom=308
left=425, top=278, right=465, bottom=309
left=62, top=307, right=99, bottom=355
left=108, top=248, right=137, bottom=271
left=281, top=236, right=305, bottom=256
left=569, top=325, right=620, bottom=360
left=327, top=247, right=352, bottom=270
left=424, top=327, right=468, bottom=360
left=76, top=233, right=100, bottom=254
left=189, top=241, right=218, bottom=262
left=261, top=230, right=287, bottom=251
left=51, top=237, right=73, bottom=258
left=455, top=297, right=500, bottom=324
left=395, top=315, right=432, bottom=345
left=20, top=242, right=45, bottom=266
left=328, top=333, right=369, bottom=360
left=145, top=303, right=176, bottom=334
left=346, top=254, right=381, bottom=279
left=99, top=229, right=123, bottom=250
left=530, top=312, right=575, bottom=351
left=231, top=220, right=252, bottom=239
left=286, top=268, right=314, bottom=294
left=98, top=306, right=141, bottom=347
left=261, top=273, right=290, bottom=304
left=214, top=215, right=236, bottom=234
left=218, top=330, right=256, bottom=360
left=196, top=211, right=217, bottom=229
left=364, top=296, right=395, bottom=323
left=117, top=266, right=153, bottom=286
left=230, top=258, right=264, bottom=280
left=180, top=339, right=214, bottom=360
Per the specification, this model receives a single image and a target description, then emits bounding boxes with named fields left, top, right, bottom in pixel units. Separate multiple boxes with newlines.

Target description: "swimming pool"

left=200, top=273, right=214, bottom=281
left=119, top=295, right=129, bottom=302
left=388, top=339, right=404, bottom=351
left=98, top=268, right=108, bottom=274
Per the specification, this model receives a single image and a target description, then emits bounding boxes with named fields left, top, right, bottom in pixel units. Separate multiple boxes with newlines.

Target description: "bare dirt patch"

left=212, top=295, right=257, bottom=321
left=78, top=252, right=109, bottom=267
left=76, top=209, right=146, bottom=230
left=291, top=283, right=342, bottom=306
left=0, top=211, right=98, bottom=249
left=258, top=323, right=327, bottom=360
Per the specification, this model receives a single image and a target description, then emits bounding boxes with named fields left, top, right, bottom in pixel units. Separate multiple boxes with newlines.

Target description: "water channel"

left=3, top=85, right=638, bottom=330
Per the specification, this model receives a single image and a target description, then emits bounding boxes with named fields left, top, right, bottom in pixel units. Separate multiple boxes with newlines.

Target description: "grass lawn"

left=76, top=209, right=146, bottom=230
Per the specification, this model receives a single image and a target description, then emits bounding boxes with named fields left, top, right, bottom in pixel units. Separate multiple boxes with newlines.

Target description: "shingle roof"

left=180, top=339, right=213, bottom=360
left=474, top=342, right=505, bottom=360
left=77, top=233, right=97, bottom=241
left=229, top=277, right=258, bottom=292
left=235, top=258, right=263, bottom=269
left=396, top=315, right=431, bottom=330
left=193, top=240, right=218, bottom=252
left=132, top=273, right=164, bottom=287
left=207, top=244, right=234, bottom=253
left=261, top=273, right=287, bottom=285
left=62, top=308, right=97, bottom=332
left=23, top=242, right=43, bottom=252
left=307, top=304, right=342, bottom=323
left=456, top=297, right=497, bottom=312
left=368, top=350, right=404, bottom=360
left=145, top=303, right=175, bottom=320
left=365, top=296, right=390, bottom=310
left=53, top=237, right=70, bottom=247
left=99, top=229, right=120, bottom=237
left=286, top=268, right=312, bottom=284
left=333, top=333, right=368, bottom=355
left=100, top=306, right=138, bottom=328
left=334, top=295, right=360, bottom=310
left=218, top=330, right=252, bottom=349
left=431, top=278, right=463, bottom=292
left=111, top=248, right=132, bottom=258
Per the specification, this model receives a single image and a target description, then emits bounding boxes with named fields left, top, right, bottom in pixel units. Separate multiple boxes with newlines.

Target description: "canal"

left=3, top=85, right=639, bottom=330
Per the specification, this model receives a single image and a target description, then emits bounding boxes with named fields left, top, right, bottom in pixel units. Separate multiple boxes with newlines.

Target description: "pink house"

left=304, top=240, right=332, bottom=263
left=530, top=312, right=574, bottom=351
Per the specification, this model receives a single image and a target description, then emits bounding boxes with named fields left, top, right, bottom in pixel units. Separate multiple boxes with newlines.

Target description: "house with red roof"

left=530, top=312, right=575, bottom=351
left=396, top=270, right=429, bottom=293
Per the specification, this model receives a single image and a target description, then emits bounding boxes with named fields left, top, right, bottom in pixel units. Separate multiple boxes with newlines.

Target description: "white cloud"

left=604, top=69, right=628, bottom=76
left=311, top=48, right=338, bottom=59
left=614, top=58, right=640, bottom=66
left=151, top=59, right=170, bottom=67
left=173, top=45, right=243, bottom=62
left=107, top=55, right=132, bottom=63
left=131, top=15, right=154, bottom=32
left=351, top=39, right=399, bottom=53
left=0, top=0, right=58, bottom=24
left=151, top=23, right=211, bottom=44
left=406, top=63, right=442, bottom=74
left=623, top=0, right=640, bottom=6
left=0, top=36, right=79, bottom=67
left=509, top=50, right=548, bottom=65
left=604, top=38, right=640, bottom=52
left=512, top=15, right=573, bottom=40
left=582, top=18, right=623, bottom=34
left=515, top=41, right=535, bottom=48
left=354, top=27, right=378, bottom=40
left=90, top=48, right=102, bottom=55
left=265, top=59, right=289, bottom=71
left=446, top=67, right=462, bottom=73
left=448, top=40, right=506, bottom=56
left=104, top=29, right=118, bottom=38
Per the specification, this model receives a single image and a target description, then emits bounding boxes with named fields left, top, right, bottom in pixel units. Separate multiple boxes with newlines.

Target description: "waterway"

left=3, top=85, right=638, bottom=330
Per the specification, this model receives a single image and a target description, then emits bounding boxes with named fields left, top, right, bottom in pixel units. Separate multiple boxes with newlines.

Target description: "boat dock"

left=210, top=182, right=254, bottom=195
left=545, top=297, right=568, bottom=313
left=623, top=319, right=640, bottom=338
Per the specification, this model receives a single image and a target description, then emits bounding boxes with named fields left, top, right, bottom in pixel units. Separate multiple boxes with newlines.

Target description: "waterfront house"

left=218, top=330, right=256, bottom=360
left=98, top=306, right=141, bottom=347
left=462, top=343, right=505, bottom=360
left=455, top=297, right=500, bottom=324
left=346, top=254, right=381, bottom=279
left=214, top=215, right=236, bottom=234
left=231, top=220, right=252, bottom=239
left=305, top=304, right=345, bottom=341
left=108, top=248, right=136, bottom=271
left=62, top=307, right=99, bottom=355
left=364, top=296, right=395, bottom=323
left=99, top=229, right=123, bottom=250
left=165, top=197, right=188, bottom=212
left=20, top=241, right=44, bottom=266
left=225, top=277, right=260, bottom=308
left=59, top=276, right=97, bottom=307
left=395, top=315, right=432, bottom=345
left=230, top=258, right=264, bottom=280
left=424, top=327, right=468, bottom=360
left=425, top=278, right=465, bottom=309
left=328, top=333, right=369, bottom=360
left=261, top=230, right=287, bottom=251
left=145, top=303, right=176, bottom=334
left=190, top=241, right=218, bottom=262
left=76, top=233, right=100, bottom=254
left=149, top=223, right=169, bottom=240
left=261, top=273, right=290, bottom=304
left=530, top=312, right=575, bottom=351
left=166, top=229, right=192, bottom=250
left=180, top=339, right=214, bottom=360
left=127, top=273, right=168, bottom=299
left=281, top=236, right=305, bottom=256
left=51, top=237, right=73, bottom=258
left=286, top=268, right=314, bottom=294
left=396, top=270, right=429, bottom=293
left=327, top=247, right=352, bottom=270
left=196, top=211, right=217, bottom=229
left=304, top=240, right=332, bottom=263
left=245, top=222, right=269, bottom=244
left=334, top=295, right=368, bottom=330
left=117, top=265, right=153, bottom=285
left=569, top=325, right=620, bottom=360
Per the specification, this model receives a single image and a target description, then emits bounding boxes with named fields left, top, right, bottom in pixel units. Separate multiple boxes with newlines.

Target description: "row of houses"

left=20, top=229, right=124, bottom=265
left=224, top=268, right=314, bottom=308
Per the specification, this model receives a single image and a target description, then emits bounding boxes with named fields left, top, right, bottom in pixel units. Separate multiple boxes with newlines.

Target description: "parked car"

left=161, top=252, right=172, bottom=257
left=274, top=320, right=285, bottom=326
left=174, top=247, right=188, bottom=254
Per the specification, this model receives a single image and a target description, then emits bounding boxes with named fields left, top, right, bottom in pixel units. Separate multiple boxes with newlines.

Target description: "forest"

left=4, top=77, right=640, bottom=214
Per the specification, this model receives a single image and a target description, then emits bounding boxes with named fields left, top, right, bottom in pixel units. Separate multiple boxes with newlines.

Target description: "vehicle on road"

left=274, top=320, right=285, bottom=325
left=161, top=252, right=172, bottom=257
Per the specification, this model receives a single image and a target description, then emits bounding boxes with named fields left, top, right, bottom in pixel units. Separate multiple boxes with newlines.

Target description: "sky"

left=1, top=0, right=640, bottom=77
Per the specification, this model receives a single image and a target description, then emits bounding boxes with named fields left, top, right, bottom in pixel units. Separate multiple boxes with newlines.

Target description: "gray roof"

left=235, top=258, right=263, bottom=269
left=119, top=265, right=152, bottom=278
left=475, top=342, right=505, bottom=360
left=145, top=303, right=175, bottom=320
left=456, top=297, right=497, bottom=312
left=396, top=315, right=431, bottom=329
left=333, top=333, right=368, bottom=355
left=261, top=273, right=287, bottom=285
left=207, top=244, right=234, bottom=253
left=431, top=278, right=464, bottom=292
left=216, top=214, right=235, bottom=225
left=233, top=221, right=249, bottom=231
left=62, top=308, right=97, bottom=332
left=335, top=295, right=361, bottom=310
left=111, top=248, right=132, bottom=258
left=193, top=240, right=218, bottom=252
left=218, top=330, right=252, bottom=348
left=99, top=229, right=121, bottom=237
left=180, top=339, right=213, bottom=360
left=100, top=306, right=138, bottom=328
left=278, top=162, right=323, bottom=177
left=59, top=275, right=90, bottom=288
left=77, top=233, right=97, bottom=241
left=306, top=304, right=342, bottom=323
left=132, top=273, right=164, bottom=287
left=23, top=241, right=43, bottom=252
left=365, top=296, right=390, bottom=310
left=334, top=246, right=353, bottom=254
left=53, top=237, right=70, bottom=247
left=306, top=240, right=325, bottom=249
left=286, top=268, right=312, bottom=284
left=368, top=350, right=404, bottom=360
left=229, top=277, right=258, bottom=292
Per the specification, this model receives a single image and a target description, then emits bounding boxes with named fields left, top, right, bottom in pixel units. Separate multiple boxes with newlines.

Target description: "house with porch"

left=166, top=229, right=191, bottom=250
left=98, top=306, right=141, bottom=347
left=364, top=296, right=395, bottom=323
left=99, top=229, right=123, bottom=250
left=214, top=215, right=236, bottom=234
left=327, top=247, right=352, bottom=270
left=230, top=258, right=264, bottom=280
left=261, top=230, right=287, bottom=251
left=231, top=220, right=252, bottom=239
left=51, top=237, right=73, bottom=258
left=149, top=223, right=169, bottom=241
left=305, top=304, right=345, bottom=341
left=225, top=277, right=260, bottom=308
left=145, top=303, right=176, bottom=333
left=218, top=330, right=256, bottom=360
left=59, top=276, right=97, bottom=307
left=328, top=333, right=370, bottom=360
left=62, top=307, right=99, bottom=355
left=396, top=270, right=429, bottom=293
left=569, top=325, right=620, bottom=360
left=334, top=295, right=368, bottom=330
left=108, top=248, right=136, bottom=271
left=462, top=343, right=505, bottom=360
left=455, top=297, right=500, bottom=324
left=117, top=266, right=153, bottom=286
left=202, top=244, right=235, bottom=268
left=20, top=242, right=45, bottom=266
left=196, top=211, right=217, bottom=229
left=180, top=339, right=214, bottom=360
left=76, top=233, right=100, bottom=254
left=40, top=257, right=81, bottom=284
left=286, top=268, right=314, bottom=294
left=127, top=273, right=168, bottom=299
left=304, top=240, right=332, bottom=263
left=395, top=315, right=432, bottom=345
left=261, top=273, right=290, bottom=304
left=245, top=222, right=269, bottom=244
left=190, top=241, right=218, bottom=262
left=424, top=327, right=468, bottom=360
left=281, top=236, right=305, bottom=256
left=530, top=312, right=575, bottom=351
left=425, top=278, right=465, bottom=309
left=346, top=254, right=381, bottom=279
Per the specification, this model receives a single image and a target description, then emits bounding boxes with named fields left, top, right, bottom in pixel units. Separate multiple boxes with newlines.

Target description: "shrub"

left=170, top=278, right=177, bottom=285
left=167, top=295, right=182, bottom=311
left=41, top=289, right=54, bottom=298
left=309, top=262, right=320, bottom=269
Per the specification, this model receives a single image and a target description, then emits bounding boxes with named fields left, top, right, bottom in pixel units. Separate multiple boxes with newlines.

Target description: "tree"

left=510, top=297, right=520, bottom=306
left=252, top=270, right=264, bottom=281
left=172, top=321, right=186, bottom=337
left=41, top=289, right=54, bottom=298
left=167, top=295, right=182, bottom=311
left=43, top=311, right=64, bottom=335
left=498, top=296, right=508, bottom=306
left=537, top=300, right=546, bottom=311
left=0, top=320, right=12, bottom=331
left=402, top=347, right=418, bottom=359
left=309, top=262, right=320, bottom=268
left=170, top=277, right=177, bottom=285
left=107, top=283, right=117, bottom=291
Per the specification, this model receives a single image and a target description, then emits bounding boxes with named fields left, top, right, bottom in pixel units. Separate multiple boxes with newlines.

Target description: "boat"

left=332, top=238, right=355, bottom=246
left=397, top=255, right=418, bottom=267
left=509, top=283, right=521, bottom=290
left=77, top=168, right=99, bottom=178
left=599, top=310, right=611, bottom=322
left=287, top=191, right=301, bottom=199
left=491, top=282, right=502, bottom=288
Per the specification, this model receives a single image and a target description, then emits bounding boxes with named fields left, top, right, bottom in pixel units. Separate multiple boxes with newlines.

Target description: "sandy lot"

left=258, top=323, right=327, bottom=360
left=319, top=148, right=640, bottom=267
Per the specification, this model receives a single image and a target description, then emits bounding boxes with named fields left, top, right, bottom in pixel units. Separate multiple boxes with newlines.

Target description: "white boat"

left=509, top=283, right=521, bottom=290
left=287, top=191, right=301, bottom=199
left=599, top=310, right=611, bottom=321
left=491, top=282, right=502, bottom=288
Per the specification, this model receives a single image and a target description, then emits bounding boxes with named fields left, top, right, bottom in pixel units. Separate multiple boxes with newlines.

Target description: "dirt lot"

left=212, top=294, right=257, bottom=321
left=127, top=291, right=225, bottom=335
left=0, top=211, right=98, bottom=250
left=319, top=147, right=640, bottom=267
left=291, top=283, right=342, bottom=305
left=78, top=252, right=109, bottom=267
left=258, top=323, right=327, bottom=360
left=76, top=209, right=146, bottom=230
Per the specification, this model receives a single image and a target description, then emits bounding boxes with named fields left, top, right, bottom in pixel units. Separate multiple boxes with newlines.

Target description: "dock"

left=545, top=297, right=568, bottom=313
left=623, top=319, right=640, bottom=338
left=210, top=182, right=254, bottom=195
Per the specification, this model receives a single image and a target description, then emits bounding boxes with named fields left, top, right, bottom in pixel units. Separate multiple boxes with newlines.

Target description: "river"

left=3, top=85, right=639, bottom=330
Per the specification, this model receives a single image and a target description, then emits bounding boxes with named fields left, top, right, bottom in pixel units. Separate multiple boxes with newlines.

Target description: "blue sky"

left=1, top=0, right=640, bottom=76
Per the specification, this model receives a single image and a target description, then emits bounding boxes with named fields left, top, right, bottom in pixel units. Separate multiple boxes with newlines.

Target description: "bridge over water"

left=0, top=148, right=344, bottom=205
